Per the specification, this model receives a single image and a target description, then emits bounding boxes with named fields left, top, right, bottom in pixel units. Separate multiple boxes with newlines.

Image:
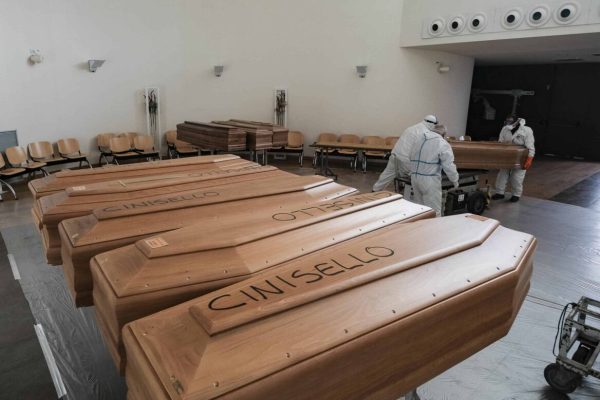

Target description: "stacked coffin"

left=59, top=174, right=356, bottom=306
left=122, top=214, right=536, bottom=400
left=450, top=141, right=528, bottom=170
left=90, top=191, right=434, bottom=371
left=28, top=154, right=243, bottom=200
left=177, top=122, right=247, bottom=152
left=35, top=164, right=283, bottom=265
left=212, top=121, right=273, bottom=150
left=229, top=119, right=288, bottom=147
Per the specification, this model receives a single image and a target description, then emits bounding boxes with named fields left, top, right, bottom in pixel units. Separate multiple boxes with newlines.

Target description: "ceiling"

left=418, top=32, right=600, bottom=66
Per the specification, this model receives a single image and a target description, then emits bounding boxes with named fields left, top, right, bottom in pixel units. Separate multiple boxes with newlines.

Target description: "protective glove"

left=523, top=156, right=533, bottom=170
left=453, top=181, right=459, bottom=189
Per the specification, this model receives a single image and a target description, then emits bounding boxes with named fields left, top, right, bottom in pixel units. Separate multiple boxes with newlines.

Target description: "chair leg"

left=299, top=151, right=304, bottom=167
left=0, top=178, right=17, bottom=200
left=362, top=156, right=367, bottom=173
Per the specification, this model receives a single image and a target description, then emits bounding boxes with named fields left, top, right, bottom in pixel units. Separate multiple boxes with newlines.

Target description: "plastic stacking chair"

left=109, top=136, right=140, bottom=164
left=337, top=134, right=360, bottom=171
left=5, top=146, right=47, bottom=177
left=97, top=133, right=116, bottom=165
left=57, top=138, right=92, bottom=168
left=165, top=130, right=199, bottom=158
left=285, top=131, right=305, bottom=166
left=121, top=132, right=139, bottom=147
left=312, top=132, right=337, bottom=168
left=133, top=135, right=160, bottom=161
left=361, top=136, right=387, bottom=173
left=0, top=153, right=29, bottom=200
left=28, top=141, right=68, bottom=166
left=384, top=136, right=400, bottom=158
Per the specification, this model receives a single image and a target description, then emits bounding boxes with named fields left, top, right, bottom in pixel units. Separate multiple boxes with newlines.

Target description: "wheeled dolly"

left=544, top=297, right=600, bottom=394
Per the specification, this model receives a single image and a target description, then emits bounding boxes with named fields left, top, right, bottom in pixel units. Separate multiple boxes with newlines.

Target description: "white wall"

left=1, top=0, right=476, bottom=160
left=0, top=0, right=185, bottom=159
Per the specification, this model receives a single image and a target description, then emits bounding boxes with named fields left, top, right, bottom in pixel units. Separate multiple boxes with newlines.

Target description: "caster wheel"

left=467, top=191, right=487, bottom=215
left=544, top=363, right=582, bottom=394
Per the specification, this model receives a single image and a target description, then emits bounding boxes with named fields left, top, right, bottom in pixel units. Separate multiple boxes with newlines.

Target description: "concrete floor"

left=1, top=156, right=600, bottom=399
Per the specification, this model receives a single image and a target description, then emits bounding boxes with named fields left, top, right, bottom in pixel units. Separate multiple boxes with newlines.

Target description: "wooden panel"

left=177, top=122, right=247, bottom=152
left=59, top=175, right=355, bottom=307
left=90, top=194, right=434, bottom=371
left=123, top=216, right=536, bottom=400
left=213, top=121, right=273, bottom=150
left=228, top=119, right=288, bottom=147
left=27, top=154, right=243, bottom=198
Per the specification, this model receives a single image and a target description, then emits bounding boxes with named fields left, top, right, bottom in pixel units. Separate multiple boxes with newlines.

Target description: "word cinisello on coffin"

left=28, top=154, right=245, bottom=199
left=59, top=175, right=356, bottom=307
left=91, top=192, right=434, bottom=371
left=35, top=164, right=286, bottom=265
left=123, top=214, right=536, bottom=400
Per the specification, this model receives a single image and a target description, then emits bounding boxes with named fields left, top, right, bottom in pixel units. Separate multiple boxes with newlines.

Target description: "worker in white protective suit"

left=408, top=124, right=459, bottom=216
left=492, top=117, right=535, bottom=202
left=372, top=115, right=439, bottom=192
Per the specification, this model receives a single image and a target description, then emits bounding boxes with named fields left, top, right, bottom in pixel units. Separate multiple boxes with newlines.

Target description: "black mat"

left=550, top=172, right=600, bottom=212
left=0, top=229, right=57, bottom=400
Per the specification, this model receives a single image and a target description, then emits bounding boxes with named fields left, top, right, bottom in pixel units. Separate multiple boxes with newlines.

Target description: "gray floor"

left=1, top=158, right=600, bottom=399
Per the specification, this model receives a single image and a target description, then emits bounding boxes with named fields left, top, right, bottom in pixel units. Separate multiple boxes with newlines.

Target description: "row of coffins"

left=28, top=154, right=536, bottom=399
left=179, top=119, right=289, bottom=152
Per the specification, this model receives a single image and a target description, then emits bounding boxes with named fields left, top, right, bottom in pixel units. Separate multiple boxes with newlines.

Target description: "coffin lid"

left=212, top=121, right=271, bottom=134
left=62, top=176, right=355, bottom=247
left=96, top=193, right=434, bottom=297
left=127, top=215, right=536, bottom=400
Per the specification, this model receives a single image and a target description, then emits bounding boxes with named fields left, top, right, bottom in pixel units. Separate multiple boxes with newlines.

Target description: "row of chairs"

left=313, top=133, right=399, bottom=172
left=97, top=133, right=159, bottom=165
left=0, top=147, right=48, bottom=200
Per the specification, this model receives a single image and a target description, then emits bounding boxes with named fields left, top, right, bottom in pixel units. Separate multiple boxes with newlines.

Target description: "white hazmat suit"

left=409, top=130, right=459, bottom=216
left=372, top=116, right=437, bottom=192
left=495, top=119, right=535, bottom=198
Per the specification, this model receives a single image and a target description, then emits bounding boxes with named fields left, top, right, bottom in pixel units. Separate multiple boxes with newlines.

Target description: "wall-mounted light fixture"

left=436, top=61, right=451, bottom=73
left=28, top=49, right=43, bottom=65
left=356, top=65, right=368, bottom=78
left=214, top=65, right=224, bottom=77
left=88, top=59, right=105, bottom=72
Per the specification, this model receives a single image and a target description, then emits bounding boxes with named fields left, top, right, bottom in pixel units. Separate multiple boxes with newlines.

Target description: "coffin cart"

left=123, top=214, right=536, bottom=400
left=91, top=192, right=433, bottom=371
left=395, top=169, right=490, bottom=216
left=59, top=175, right=355, bottom=307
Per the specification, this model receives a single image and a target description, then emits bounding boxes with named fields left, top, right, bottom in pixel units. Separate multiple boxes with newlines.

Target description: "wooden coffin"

left=177, top=122, right=247, bottom=152
left=91, top=192, right=434, bottom=371
left=213, top=121, right=273, bottom=150
left=28, top=154, right=244, bottom=199
left=123, top=214, right=536, bottom=400
left=451, top=141, right=529, bottom=170
left=228, top=119, right=288, bottom=147
left=36, top=165, right=287, bottom=265
left=59, top=175, right=355, bottom=307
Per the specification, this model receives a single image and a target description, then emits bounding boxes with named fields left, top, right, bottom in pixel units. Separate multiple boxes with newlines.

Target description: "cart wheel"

left=544, top=363, right=582, bottom=394
left=466, top=191, right=486, bottom=215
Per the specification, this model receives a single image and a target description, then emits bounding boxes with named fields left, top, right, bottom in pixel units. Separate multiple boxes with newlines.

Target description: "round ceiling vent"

left=468, top=13, right=487, bottom=33
left=428, top=18, right=445, bottom=37
left=554, top=2, right=580, bottom=24
left=447, top=16, right=466, bottom=34
left=527, top=6, right=550, bottom=27
left=502, top=8, right=524, bottom=29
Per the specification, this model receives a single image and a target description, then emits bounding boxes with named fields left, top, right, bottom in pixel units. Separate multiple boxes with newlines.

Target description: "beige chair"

left=5, top=146, right=47, bottom=177
left=269, top=130, right=305, bottom=166
left=361, top=136, right=387, bottom=172
left=312, top=132, right=338, bottom=168
left=0, top=153, right=29, bottom=200
left=57, top=138, right=91, bottom=168
left=165, top=130, right=199, bottom=158
left=28, top=141, right=67, bottom=166
left=133, top=135, right=159, bottom=160
left=337, top=134, right=361, bottom=171
left=120, top=132, right=139, bottom=147
left=97, top=133, right=117, bottom=165
left=384, top=136, right=400, bottom=159
left=109, top=136, right=139, bottom=164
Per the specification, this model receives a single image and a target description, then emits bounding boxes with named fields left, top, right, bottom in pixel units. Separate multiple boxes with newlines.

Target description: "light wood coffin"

left=28, top=154, right=244, bottom=199
left=228, top=119, right=288, bottom=147
left=451, top=141, right=529, bottom=170
left=123, top=214, right=536, bottom=400
left=59, top=175, right=355, bottom=307
left=91, top=192, right=434, bottom=371
left=212, top=121, right=273, bottom=150
left=177, top=122, right=247, bottom=152
left=37, top=165, right=287, bottom=265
